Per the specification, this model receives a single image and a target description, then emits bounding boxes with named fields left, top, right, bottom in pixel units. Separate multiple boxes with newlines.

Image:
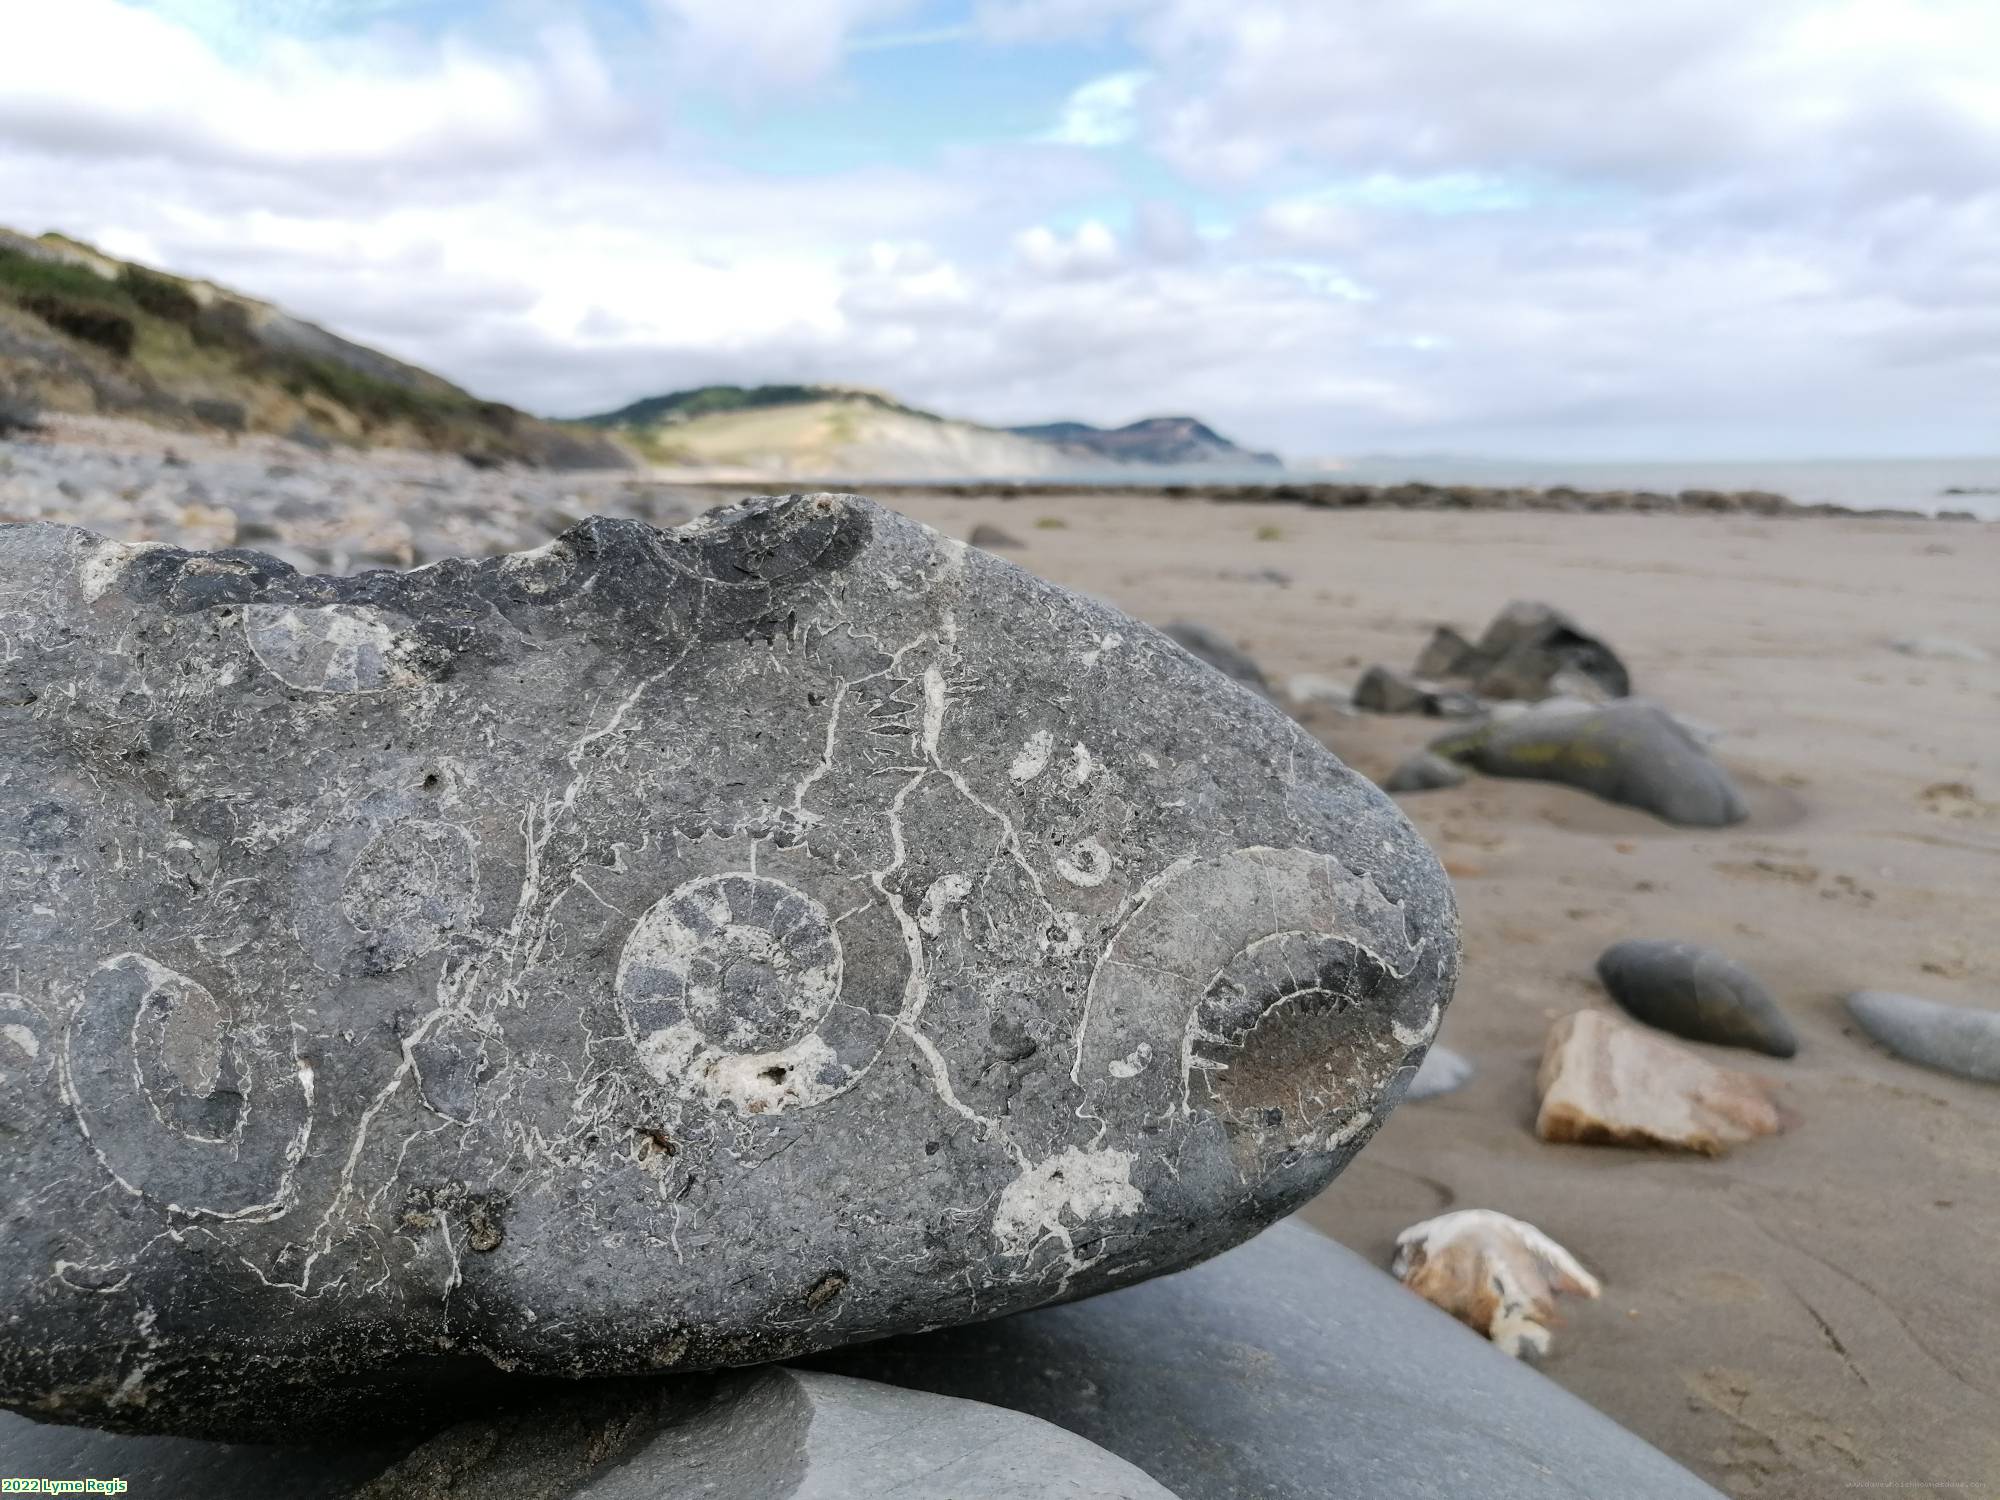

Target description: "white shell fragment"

left=1392, top=1209, right=1601, bottom=1360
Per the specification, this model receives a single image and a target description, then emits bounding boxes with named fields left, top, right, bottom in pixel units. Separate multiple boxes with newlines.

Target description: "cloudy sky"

left=2, top=0, right=1996, bottom=460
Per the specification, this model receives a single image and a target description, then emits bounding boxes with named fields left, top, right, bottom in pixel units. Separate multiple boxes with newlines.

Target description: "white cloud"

left=1014, top=220, right=1123, bottom=277
left=975, top=0, right=1146, bottom=42
left=0, top=1, right=623, bottom=172
left=650, top=0, right=924, bottom=88
left=0, top=0, right=1996, bottom=460
left=1122, top=0, right=2000, bottom=199
left=1041, top=70, right=1150, bottom=147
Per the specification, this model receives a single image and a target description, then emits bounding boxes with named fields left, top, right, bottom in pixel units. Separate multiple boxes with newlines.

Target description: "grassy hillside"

left=0, top=229, right=629, bottom=469
left=583, top=383, right=929, bottom=432
left=583, top=386, right=1080, bottom=477
left=585, top=382, right=1283, bottom=476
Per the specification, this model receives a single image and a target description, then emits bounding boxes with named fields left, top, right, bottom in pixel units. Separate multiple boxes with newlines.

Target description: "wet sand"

left=882, top=490, right=2000, bottom=1500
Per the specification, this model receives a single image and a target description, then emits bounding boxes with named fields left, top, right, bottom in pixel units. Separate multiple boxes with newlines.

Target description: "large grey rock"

left=1845, top=991, right=2000, bottom=1084
left=813, top=1220, right=1722, bottom=1500
left=1160, top=619, right=1273, bottom=697
left=1461, top=601, right=1631, bottom=701
left=1412, top=624, right=1475, bottom=679
left=0, top=498, right=1458, bottom=1438
left=1596, top=940, right=1798, bottom=1057
left=1429, top=702, right=1747, bottom=827
left=357, top=1369, right=1182, bottom=1499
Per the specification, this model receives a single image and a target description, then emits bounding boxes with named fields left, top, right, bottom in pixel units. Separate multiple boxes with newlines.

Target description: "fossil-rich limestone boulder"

left=0, top=495, right=1457, bottom=1438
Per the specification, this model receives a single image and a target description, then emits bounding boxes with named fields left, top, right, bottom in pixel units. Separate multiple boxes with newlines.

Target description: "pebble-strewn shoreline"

left=0, top=415, right=705, bottom=572
left=0, top=418, right=1985, bottom=579
left=860, top=477, right=1987, bottom=519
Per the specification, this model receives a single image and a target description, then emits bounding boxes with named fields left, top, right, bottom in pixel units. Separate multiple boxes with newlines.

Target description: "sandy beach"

left=6, top=416, right=1996, bottom=1494
left=881, top=489, right=2000, bottom=1499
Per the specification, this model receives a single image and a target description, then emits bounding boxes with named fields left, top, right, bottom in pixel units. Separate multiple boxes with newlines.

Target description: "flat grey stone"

left=812, top=1220, right=1722, bottom=1500
left=1161, top=619, right=1273, bottom=697
left=1403, top=1043, right=1473, bottom=1100
left=1597, top=940, right=1797, bottom=1057
left=1845, top=991, right=2000, bottom=1084
left=0, top=1411, right=398, bottom=1499
left=0, top=497, right=1457, bottom=1438
left=1381, top=751, right=1467, bottom=794
left=1429, top=702, right=1747, bottom=827
left=357, top=1369, right=1182, bottom=1499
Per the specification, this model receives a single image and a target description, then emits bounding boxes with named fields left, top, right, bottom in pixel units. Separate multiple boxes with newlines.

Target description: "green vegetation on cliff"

left=0, top=232, right=629, bottom=469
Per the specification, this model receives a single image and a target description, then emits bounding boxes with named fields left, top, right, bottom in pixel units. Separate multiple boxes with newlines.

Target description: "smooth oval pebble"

left=0, top=500, right=1458, bottom=1438
left=1595, top=940, right=1797, bottom=1057
left=1845, top=991, right=2000, bottom=1085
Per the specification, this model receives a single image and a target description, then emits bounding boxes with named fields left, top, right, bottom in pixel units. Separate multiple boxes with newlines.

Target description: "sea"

left=1024, top=455, right=2000, bottom=520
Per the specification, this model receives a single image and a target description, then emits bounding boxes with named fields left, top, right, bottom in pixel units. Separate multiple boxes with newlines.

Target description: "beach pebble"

left=1354, top=663, right=1432, bottom=713
left=1284, top=672, right=1355, bottom=713
left=1461, top=601, right=1631, bottom=702
left=1392, top=1209, right=1600, bottom=1361
left=3, top=499, right=1458, bottom=1438
left=1382, top=751, right=1468, bottom=795
left=968, top=521, right=1024, bottom=550
left=1844, top=991, right=2000, bottom=1085
left=1423, top=688, right=1485, bottom=718
left=1536, top=1011, right=1784, bottom=1156
left=1412, top=623, right=1475, bottom=679
left=1887, top=636, right=1990, bottom=664
left=1404, top=1043, right=1474, bottom=1100
left=356, top=1369, right=1183, bottom=1500
left=1429, top=701, right=1748, bottom=827
left=1162, top=618, right=1274, bottom=697
left=1596, top=939, right=1798, bottom=1057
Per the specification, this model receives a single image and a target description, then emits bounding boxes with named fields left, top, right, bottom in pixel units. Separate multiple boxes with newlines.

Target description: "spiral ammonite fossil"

left=294, top=812, right=481, bottom=978
left=1080, top=845, right=1437, bottom=1151
left=615, top=835, right=906, bottom=1116
left=61, top=954, right=314, bottom=1221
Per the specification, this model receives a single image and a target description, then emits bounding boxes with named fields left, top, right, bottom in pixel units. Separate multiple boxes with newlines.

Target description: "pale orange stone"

left=1536, top=1009, right=1784, bottom=1156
